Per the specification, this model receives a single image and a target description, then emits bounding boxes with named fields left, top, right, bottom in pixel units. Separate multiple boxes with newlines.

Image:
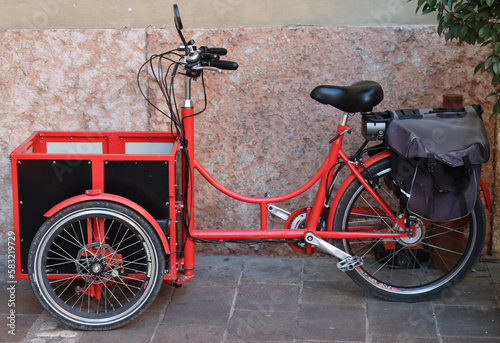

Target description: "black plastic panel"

left=104, top=160, right=170, bottom=220
left=17, top=160, right=92, bottom=272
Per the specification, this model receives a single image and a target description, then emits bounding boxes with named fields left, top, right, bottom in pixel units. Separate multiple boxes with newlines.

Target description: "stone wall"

left=0, top=26, right=494, bottom=256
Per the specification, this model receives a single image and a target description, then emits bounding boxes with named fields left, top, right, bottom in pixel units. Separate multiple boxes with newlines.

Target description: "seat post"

left=341, top=113, right=354, bottom=126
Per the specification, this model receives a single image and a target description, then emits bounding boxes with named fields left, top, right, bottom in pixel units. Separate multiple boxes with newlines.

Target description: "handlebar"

left=183, top=45, right=239, bottom=72
left=200, top=46, right=237, bottom=70
left=202, top=60, right=239, bottom=71
left=200, top=46, right=227, bottom=56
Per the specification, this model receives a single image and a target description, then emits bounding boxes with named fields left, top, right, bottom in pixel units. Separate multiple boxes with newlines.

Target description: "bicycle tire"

left=28, top=201, right=165, bottom=330
left=332, top=156, right=486, bottom=302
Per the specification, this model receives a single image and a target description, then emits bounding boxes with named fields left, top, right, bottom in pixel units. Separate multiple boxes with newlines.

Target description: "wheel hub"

left=76, top=242, right=120, bottom=283
left=89, top=260, right=105, bottom=276
left=396, top=218, right=426, bottom=247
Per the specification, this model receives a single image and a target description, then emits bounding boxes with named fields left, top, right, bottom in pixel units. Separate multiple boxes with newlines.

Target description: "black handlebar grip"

left=201, top=53, right=220, bottom=62
left=207, top=60, right=239, bottom=70
left=207, top=47, right=227, bottom=56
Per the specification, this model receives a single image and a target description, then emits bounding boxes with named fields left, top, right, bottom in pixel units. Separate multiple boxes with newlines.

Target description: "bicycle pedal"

left=337, top=256, right=363, bottom=272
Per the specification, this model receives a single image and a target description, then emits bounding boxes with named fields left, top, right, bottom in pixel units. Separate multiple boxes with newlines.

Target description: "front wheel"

left=28, top=201, right=165, bottom=330
left=332, top=157, right=486, bottom=302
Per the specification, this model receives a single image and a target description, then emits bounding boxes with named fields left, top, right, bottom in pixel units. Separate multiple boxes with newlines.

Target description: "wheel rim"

left=341, top=167, right=477, bottom=295
left=33, top=207, right=159, bottom=326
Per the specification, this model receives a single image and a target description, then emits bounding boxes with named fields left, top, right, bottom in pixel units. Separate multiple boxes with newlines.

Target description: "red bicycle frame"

left=12, top=74, right=491, bottom=286
left=179, top=76, right=408, bottom=276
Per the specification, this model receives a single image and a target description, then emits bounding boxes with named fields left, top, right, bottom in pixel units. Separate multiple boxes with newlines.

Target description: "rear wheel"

left=332, top=157, right=486, bottom=302
left=28, top=201, right=165, bottom=330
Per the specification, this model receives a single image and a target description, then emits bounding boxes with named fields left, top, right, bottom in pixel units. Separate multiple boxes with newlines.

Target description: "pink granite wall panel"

left=0, top=26, right=493, bottom=255
left=0, top=29, right=148, bottom=253
left=146, top=27, right=493, bottom=255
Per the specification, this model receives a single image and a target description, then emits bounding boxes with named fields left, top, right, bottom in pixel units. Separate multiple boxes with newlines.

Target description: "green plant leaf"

left=494, top=100, right=500, bottom=116
left=487, top=90, right=499, bottom=97
left=491, top=73, right=500, bottom=87
left=493, top=61, right=500, bottom=74
left=482, top=39, right=493, bottom=47
left=475, top=62, right=485, bottom=74
left=437, top=21, right=444, bottom=35
left=459, top=25, right=469, bottom=41
left=465, top=31, right=477, bottom=45
left=462, top=12, right=473, bottom=21
left=479, top=24, right=490, bottom=38
left=445, top=28, right=453, bottom=41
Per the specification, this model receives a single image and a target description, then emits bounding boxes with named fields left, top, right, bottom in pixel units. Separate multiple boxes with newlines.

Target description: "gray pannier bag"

left=385, top=105, right=489, bottom=221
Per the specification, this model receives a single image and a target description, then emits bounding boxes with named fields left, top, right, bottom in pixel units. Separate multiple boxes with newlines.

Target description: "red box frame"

left=11, top=131, right=181, bottom=281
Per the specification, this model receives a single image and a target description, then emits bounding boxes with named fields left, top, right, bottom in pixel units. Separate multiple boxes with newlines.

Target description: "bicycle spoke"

left=48, top=247, right=90, bottom=272
left=113, top=241, right=143, bottom=255
left=114, top=228, right=132, bottom=252
left=120, top=275, right=148, bottom=282
left=114, top=275, right=140, bottom=297
left=358, top=194, right=393, bottom=231
left=111, top=223, right=123, bottom=248
left=70, top=290, right=86, bottom=309
left=46, top=259, right=78, bottom=268
left=120, top=256, right=148, bottom=269
left=57, top=276, right=80, bottom=298
left=100, top=282, right=124, bottom=308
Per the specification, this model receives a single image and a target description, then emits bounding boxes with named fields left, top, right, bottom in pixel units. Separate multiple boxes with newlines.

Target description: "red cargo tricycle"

left=11, top=5, right=490, bottom=330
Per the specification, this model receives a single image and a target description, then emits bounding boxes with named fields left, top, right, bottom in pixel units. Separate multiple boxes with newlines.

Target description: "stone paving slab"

left=434, top=304, right=500, bottom=338
left=0, top=314, right=39, bottom=343
left=228, top=310, right=297, bottom=342
left=235, top=283, right=301, bottom=312
left=153, top=323, right=225, bottom=343
left=366, top=301, right=437, bottom=339
left=296, top=303, right=366, bottom=342
left=301, top=280, right=368, bottom=306
left=0, top=255, right=498, bottom=343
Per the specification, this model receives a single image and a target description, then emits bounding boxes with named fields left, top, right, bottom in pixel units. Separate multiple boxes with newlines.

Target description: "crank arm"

left=267, top=203, right=291, bottom=221
left=304, top=232, right=350, bottom=259
left=304, top=232, right=363, bottom=272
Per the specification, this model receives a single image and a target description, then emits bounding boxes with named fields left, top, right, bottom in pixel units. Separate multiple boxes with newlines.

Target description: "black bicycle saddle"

left=310, top=81, right=384, bottom=113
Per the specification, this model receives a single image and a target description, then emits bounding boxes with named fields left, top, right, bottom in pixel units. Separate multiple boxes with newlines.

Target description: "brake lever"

left=192, top=66, right=222, bottom=73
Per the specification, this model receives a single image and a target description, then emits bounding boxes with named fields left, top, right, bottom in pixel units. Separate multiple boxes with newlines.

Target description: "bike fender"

left=44, top=193, right=170, bottom=254
left=480, top=178, right=492, bottom=212
left=327, top=150, right=391, bottom=232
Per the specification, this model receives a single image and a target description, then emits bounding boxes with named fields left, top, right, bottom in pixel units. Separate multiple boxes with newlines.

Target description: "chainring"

left=285, top=207, right=326, bottom=253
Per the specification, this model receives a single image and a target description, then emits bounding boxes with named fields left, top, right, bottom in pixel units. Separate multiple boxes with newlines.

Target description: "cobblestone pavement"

left=1, top=255, right=499, bottom=343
